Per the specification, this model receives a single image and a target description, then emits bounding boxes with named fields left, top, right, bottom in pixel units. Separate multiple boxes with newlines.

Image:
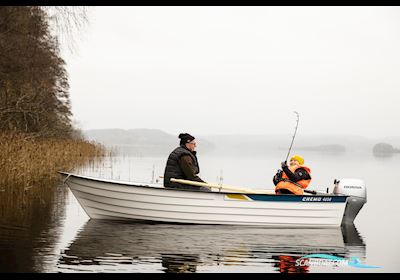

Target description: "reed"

left=0, top=132, right=110, bottom=225
left=0, top=132, right=108, bottom=189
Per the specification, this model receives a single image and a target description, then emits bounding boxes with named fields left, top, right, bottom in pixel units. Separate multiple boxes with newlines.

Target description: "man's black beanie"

left=179, top=133, right=195, bottom=145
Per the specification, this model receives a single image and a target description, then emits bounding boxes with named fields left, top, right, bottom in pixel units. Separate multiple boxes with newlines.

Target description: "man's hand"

left=281, top=161, right=288, bottom=169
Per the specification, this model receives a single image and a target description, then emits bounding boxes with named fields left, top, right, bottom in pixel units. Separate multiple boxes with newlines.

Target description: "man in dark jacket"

left=163, top=133, right=210, bottom=191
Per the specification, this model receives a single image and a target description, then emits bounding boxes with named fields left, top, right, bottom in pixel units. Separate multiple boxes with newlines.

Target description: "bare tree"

left=41, top=6, right=89, bottom=54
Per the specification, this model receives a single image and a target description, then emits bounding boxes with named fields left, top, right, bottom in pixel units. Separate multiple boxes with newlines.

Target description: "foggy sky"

left=63, top=6, right=400, bottom=138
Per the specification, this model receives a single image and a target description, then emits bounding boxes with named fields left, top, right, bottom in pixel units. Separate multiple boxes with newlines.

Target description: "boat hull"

left=61, top=173, right=348, bottom=227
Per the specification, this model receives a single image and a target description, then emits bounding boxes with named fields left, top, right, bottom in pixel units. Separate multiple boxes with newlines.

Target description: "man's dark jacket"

left=163, top=145, right=202, bottom=189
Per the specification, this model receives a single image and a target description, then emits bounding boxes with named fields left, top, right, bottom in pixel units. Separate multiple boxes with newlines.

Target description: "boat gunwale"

left=59, top=171, right=349, bottom=199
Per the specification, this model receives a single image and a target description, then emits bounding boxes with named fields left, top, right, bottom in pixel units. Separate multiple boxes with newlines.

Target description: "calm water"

left=0, top=151, right=399, bottom=273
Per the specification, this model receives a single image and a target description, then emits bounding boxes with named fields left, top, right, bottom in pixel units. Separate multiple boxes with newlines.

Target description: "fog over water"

left=63, top=6, right=400, bottom=138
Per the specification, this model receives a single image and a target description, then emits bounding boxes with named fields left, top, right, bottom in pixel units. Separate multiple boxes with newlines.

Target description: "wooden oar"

left=170, top=178, right=276, bottom=194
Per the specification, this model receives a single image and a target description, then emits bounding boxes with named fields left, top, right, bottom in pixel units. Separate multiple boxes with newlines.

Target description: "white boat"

left=60, top=172, right=366, bottom=228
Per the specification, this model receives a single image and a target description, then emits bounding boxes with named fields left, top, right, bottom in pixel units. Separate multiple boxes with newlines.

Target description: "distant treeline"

left=294, top=145, right=346, bottom=153
left=373, top=143, right=400, bottom=155
left=0, top=6, right=80, bottom=138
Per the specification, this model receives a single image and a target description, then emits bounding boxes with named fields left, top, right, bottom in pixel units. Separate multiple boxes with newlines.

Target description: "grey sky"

left=64, top=6, right=400, bottom=137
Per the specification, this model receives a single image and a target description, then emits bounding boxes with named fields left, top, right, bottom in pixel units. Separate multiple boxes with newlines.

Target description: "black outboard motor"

left=333, top=178, right=367, bottom=224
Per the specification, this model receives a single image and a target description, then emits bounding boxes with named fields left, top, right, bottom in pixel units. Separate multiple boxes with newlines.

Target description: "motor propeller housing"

left=333, top=178, right=367, bottom=224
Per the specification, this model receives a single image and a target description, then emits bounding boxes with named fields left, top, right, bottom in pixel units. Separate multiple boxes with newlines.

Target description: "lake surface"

left=1, top=150, right=399, bottom=273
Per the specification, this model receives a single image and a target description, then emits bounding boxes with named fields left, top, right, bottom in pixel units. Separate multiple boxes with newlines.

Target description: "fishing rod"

left=285, top=111, right=300, bottom=162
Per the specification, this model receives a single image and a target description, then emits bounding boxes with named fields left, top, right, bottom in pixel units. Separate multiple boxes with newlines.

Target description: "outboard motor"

left=333, top=178, right=367, bottom=224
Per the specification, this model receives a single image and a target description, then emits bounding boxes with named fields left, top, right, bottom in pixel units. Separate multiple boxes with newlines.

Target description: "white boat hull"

left=61, top=173, right=349, bottom=227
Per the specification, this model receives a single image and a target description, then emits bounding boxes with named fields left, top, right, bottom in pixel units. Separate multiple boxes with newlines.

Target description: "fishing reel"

left=276, top=169, right=283, bottom=178
left=273, top=169, right=283, bottom=186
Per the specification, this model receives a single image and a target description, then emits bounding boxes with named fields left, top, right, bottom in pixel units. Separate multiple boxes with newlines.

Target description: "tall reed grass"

left=0, top=132, right=109, bottom=225
left=0, top=132, right=108, bottom=188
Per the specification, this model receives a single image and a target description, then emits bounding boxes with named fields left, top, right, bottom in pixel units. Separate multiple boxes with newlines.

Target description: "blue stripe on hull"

left=246, top=194, right=347, bottom=203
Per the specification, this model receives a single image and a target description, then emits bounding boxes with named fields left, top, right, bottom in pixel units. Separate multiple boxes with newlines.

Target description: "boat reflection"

left=57, top=221, right=365, bottom=273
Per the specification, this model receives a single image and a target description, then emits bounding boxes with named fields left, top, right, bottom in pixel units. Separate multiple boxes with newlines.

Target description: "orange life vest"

left=275, top=164, right=311, bottom=195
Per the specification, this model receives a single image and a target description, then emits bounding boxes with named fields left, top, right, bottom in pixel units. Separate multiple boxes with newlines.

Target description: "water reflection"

left=0, top=182, right=68, bottom=272
left=57, top=221, right=365, bottom=273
